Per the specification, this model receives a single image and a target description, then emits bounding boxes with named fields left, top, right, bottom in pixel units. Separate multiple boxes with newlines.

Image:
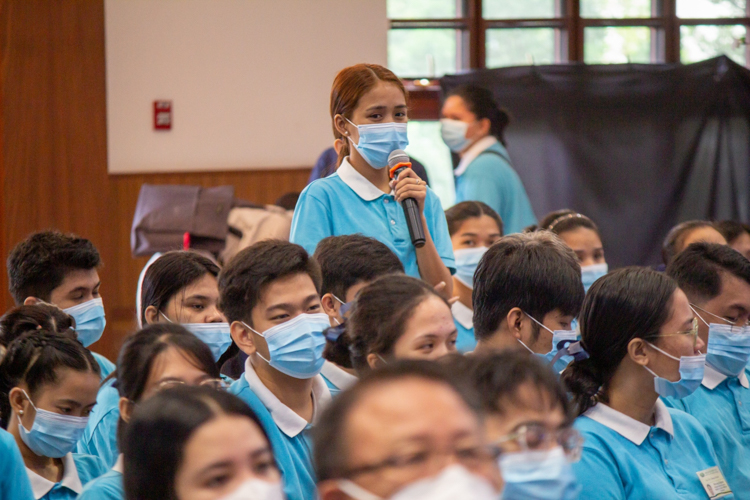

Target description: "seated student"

left=0, top=427, right=35, bottom=500
left=314, top=359, right=502, bottom=500
left=77, top=323, right=224, bottom=500
left=219, top=240, right=332, bottom=500
left=473, top=232, right=584, bottom=370
left=661, top=220, right=727, bottom=267
left=466, top=351, right=581, bottom=500
left=563, top=267, right=734, bottom=500
left=1, top=303, right=77, bottom=346
left=291, top=63, right=454, bottom=293
left=715, top=220, right=750, bottom=260
left=122, top=385, right=282, bottom=500
left=445, top=201, right=503, bottom=352
left=7, top=231, right=115, bottom=379
left=313, top=234, right=405, bottom=395
left=345, top=275, right=457, bottom=376
left=0, top=331, right=107, bottom=500
left=534, top=210, right=608, bottom=293
left=663, top=243, right=750, bottom=495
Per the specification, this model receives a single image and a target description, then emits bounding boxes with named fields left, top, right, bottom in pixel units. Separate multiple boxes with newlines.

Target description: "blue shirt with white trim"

left=290, top=158, right=455, bottom=279
left=451, top=301, right=476, bottom=353
left=0, top=428, right=34, bottom=500
left=77, top=379, right=120, bottom=468
left=664, top=365, right=750, bottom=498
left=27, top=453, right=107, bottom=500
left=320, top=361, right=358, bottom=398
left=573, top=399, right=733, bottom=500
left=91, top=352, right=115, bottom=380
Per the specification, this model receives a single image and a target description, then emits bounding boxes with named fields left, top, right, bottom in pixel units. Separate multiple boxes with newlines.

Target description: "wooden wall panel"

left=0, top=0, right=312, bottom=362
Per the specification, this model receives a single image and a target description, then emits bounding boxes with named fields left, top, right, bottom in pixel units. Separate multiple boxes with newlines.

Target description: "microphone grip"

left=402, top=197, right=426, bottom=248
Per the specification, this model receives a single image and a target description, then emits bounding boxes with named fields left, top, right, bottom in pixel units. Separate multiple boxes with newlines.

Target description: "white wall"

left=105, top=0, right=387, bottom=173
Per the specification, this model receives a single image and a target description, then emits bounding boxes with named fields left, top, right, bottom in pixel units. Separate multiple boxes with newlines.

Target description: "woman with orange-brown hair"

left=290, top=64, right=454, bottom=296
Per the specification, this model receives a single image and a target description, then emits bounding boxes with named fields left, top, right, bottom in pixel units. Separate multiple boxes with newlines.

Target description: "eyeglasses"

left=651, top=318, right=700, bottom=347
left=493, top=424, right=583, bottom=462
left=691, top=304, right=750, bottom=330
left=156, top=378, right=228, bottom=392
left=341, top=444, right=499, bottom=479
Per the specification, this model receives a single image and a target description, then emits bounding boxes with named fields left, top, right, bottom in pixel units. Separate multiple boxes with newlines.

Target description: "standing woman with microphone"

left=291, top=64, right=454, bottom=296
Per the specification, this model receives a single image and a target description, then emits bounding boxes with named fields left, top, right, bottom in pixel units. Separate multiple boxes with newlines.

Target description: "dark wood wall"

left=0, top=1, right=311, bottom=361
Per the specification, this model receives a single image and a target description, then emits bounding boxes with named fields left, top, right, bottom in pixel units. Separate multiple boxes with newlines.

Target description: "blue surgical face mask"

left=17, top=390, right=89, bottom=458
left=243, top=313, right=329, bottom=379
left=64, top=298, right=106, bottom=347
left=580, top=263, right=608, bottom=293
left=500, top=447, right=580, bottom=500
left=346, top=118, right=408, bottom=169
left=523, top=312, right=576, bottom=371
left=644, top=343, right=706, bottom=399
left=160, top=313, right=231, bottom=362
left=440, top=119, right=471, bottom=153
left=706, top=324, right=750, bottom=377
left=453, top=247, right=488, bottom=289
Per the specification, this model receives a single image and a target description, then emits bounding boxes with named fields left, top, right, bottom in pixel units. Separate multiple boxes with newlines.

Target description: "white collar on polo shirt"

left=454, top=136, right=499, bottom=178
left=584, top=398, right=674, bottom=445
left=451, top=301, right=473, bottom=330
left=112, top=454, right=124, bottom=474
left=244, top=358, right=332, bottom=438
left=27, top=452, right=83, bottom=499
left=702, top=363, right=749, bottom=390
left=337, top=157, right=391, bottom=201
left=320, top=360, right=358, bottom=391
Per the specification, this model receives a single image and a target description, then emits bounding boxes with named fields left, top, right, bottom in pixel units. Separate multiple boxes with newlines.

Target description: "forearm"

left=415, top=214, right=453, bottom=297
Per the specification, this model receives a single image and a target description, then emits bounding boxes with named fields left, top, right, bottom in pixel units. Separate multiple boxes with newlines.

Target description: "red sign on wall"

left=154, top=100, right=172, bottom=130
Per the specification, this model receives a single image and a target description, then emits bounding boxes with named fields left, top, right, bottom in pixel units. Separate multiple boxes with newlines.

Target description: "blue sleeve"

left=426, top=190, right=455, bottom=273
left=0, top=431, right=34, bottom=500
left=73, top=453, right=109, bottom=485
left=91, top=352, right=116, bottom=380
left=76, top=407, right=120, bottom=468
left=78, top=473, right=123, bottom=500
left=573, top=445, right=625, bottom=500
left=289, top=188, right=333, bottom=257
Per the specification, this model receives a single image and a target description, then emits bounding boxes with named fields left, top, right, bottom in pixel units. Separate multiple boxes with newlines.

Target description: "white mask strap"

left=337, top=480, right=383, bottom=500
left=646, top=341, right=680, bottom=362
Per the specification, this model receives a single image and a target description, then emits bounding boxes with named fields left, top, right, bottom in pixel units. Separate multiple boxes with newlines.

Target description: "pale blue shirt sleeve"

left=78, top=471, right=123, bottom=500
left=573, top=444, right=626, bottom=500
left=0, top=429, right=34, bottom=500
left=289, top=187, right=333, bottom=257
left=91, top=352, right=116, bottom=380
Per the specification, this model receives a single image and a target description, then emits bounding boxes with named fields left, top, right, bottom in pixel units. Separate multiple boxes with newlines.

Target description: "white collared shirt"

left=702, top=362, right=750, bottom=390
left=27, top=453, right=83, bottom=499
left=584, top=399, right=674, bottom=445
left=244, top=358, right=332, bottom=438
left=111, top=454, right=124, bottom=474
left=454, top=136, right=499, bottom=177
left=451, top=301, right=474, bottom=330
left=320, top=360, right=358, bottom=391
left=337, top=157, right=392, bottom=201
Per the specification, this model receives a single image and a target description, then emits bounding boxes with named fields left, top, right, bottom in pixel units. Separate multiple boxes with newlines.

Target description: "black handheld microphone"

left=388, top=150, right=426, bottom=248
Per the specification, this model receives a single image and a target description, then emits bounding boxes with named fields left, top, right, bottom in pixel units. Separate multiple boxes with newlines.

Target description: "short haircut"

left=468, top=351, right=572, bottom=425
left=314, top=234, right=404, bottom=299
left=715, top=220, right=750, bottom=245
left=7, top=231, right=101, bottom=304
left=667, top=242, right=750, bottom=304
left=313, top=359, right=478, bottom=482
left=218, top=239, right=322, bottom=325
left=444, top=201, right=504, bottom=237
left=661, top=220, right=718, bottom=265
left=473, top=232, right=584, bottom=341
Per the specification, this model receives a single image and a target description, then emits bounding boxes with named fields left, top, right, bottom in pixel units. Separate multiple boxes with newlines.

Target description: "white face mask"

left=440, top=119, right=471, bottom=152
left=338, top=465, right=498, bottom=500
left=216, top=478, right=285, bottom=500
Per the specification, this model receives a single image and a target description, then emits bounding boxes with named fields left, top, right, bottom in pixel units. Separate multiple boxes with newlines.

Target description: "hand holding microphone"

left=388, top=150, right=426, bottom=248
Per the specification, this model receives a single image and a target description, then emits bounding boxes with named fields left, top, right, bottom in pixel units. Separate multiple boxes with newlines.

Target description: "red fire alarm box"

left=154, top=100, right=172, bottom=130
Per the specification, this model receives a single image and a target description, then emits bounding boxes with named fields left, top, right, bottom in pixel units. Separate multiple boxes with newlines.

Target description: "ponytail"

left=448, top=85, right=511, bottom=146
left=562, top=356, right=605, bottom=416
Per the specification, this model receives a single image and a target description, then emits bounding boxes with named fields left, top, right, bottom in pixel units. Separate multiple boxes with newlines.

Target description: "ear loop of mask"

left=332, top=295, right=345, bottom=326
left=240, top=321, right=273, bottom=366
left=517, top=311, right=551, bottom=353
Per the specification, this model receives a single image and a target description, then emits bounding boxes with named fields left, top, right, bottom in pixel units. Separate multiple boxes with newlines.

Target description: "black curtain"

left=441, top=56, right=750, bottom=267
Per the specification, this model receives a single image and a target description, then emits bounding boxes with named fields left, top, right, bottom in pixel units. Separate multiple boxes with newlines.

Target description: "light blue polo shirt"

left=574, top=399, right=733, bottom=500
left=290, top=158, right=455, bottom=279
left=77, top=379, right=120, bottom=468
left=451, top=301, right=476, bottom=353
left=664, top=365, right=750, bottom=497
left=26, top=453, right=107, bottom=500
left=229, top=359, right=331, bottom=500
left=91, top=353, right=115, bottom=381
left=454, top=137, right=537, bottom=235
left=320, top=360, right=358, bottom=397
left=1, top=428, right=34, bottom=500
left=77, top=455, right=123, bottom=500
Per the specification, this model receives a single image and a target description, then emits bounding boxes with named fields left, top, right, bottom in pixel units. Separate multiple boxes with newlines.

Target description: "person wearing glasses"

left=466, top=351, right=581, bottom=499
left=563, top=267, right=734, bottom=500
left=77, top=323, right=225, bottom=500
left=313, top=359, right=503, bottom=500
left=664, top=243, right=750, bottom=496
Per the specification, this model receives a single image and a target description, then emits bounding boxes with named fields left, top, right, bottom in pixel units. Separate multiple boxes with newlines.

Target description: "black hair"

left=346, top=275, right=450, bottom=375
left=116, top=323, right=220, bottom=446
left=313, top=359, right=478, bottom=482
left=473, top=232, right=583, bottom=341
left=532, top=209, right=601, bottom=239
left=667, top=242, right=750, bottom=304
left=0, top=303, right=76, bottom=346
left=562, top=267, right=677, bottom=415
left=218, top=240, right=322, bottom=325
left=468, top=351, right=572, bottom=425
left=662, top=220, right=720, bottom=265
left=0, top=330, right=100, bottom=428
left=447, top=84, right=511, bottom=146
left=122, top=385, right=270, bottom=500
left=715, top=220, right=750, bottom=245
left=444, top=201, right=504, bottom=237
left=274, top=192, right=300, bottom=211
left=7, top=230, right=101, bottom=305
